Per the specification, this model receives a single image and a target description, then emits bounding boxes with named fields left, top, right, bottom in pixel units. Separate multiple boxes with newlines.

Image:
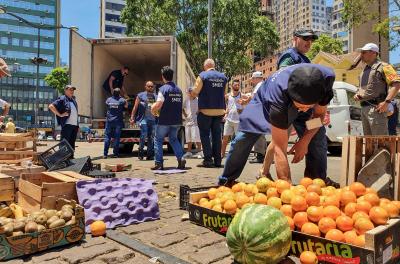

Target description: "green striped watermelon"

left=226, top=204, right=292, bottom=264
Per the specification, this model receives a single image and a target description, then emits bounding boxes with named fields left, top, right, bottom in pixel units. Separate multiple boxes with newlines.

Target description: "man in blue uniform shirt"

left=103, top=88, right=128, bottom=158
left=151, top=66, right=186, bottom=170
left=218, top=64, right=335, bottom=185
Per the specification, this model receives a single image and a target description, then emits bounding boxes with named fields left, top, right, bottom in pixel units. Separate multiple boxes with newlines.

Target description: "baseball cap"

left=287, top=65, right=326, bottom=105
left=251, top=71, right=263, bottom=78
left=357, top=43, right=379, bottom=53
left=0, top=58, right=11, bottom=77
left=64, top=85, right=76, bottom=90
left=293, top=28, right=318, bottom=40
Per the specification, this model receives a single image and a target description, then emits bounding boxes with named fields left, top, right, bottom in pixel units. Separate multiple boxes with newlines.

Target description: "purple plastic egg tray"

left=76, top=178, right=159, bottom=232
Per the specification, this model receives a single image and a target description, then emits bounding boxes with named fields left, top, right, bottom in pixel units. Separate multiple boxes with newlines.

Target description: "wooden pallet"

left=0, top=132, right=37, bottom=164
left=340, top=136, right=400, bottom=200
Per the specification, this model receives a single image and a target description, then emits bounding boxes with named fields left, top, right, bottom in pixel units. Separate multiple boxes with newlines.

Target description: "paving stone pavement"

left=4, top=142, right=340, bottom=264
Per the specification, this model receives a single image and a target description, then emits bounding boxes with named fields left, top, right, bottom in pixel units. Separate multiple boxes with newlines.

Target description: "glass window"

left=39, top=92, right=44, bottom=99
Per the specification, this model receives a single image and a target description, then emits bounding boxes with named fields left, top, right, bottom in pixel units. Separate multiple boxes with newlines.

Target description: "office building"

left=331, top=0, right=389, bottom=61
left=100, top=0, right=127, bottom=38
left=0, top=0, right=59, bottom=129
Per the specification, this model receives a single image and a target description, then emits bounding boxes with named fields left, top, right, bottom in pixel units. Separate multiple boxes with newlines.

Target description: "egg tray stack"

left=75, top=178, right=159, bottom=232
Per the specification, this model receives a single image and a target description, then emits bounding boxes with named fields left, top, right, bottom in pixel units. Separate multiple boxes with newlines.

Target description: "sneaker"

left=249, top=154, right=264, bottom=164
left=197, top=160, right=214, bottom=168
left=183, top=152, right=193, bottom=158
left=177, top=158, right=186, bottom=169
left=217, top=176, right=228, bottom=186
left=151, top=163, right=164, bottom=170
left=196, top=151, right=204, bottom=159
left=325, top=177, right=340, bottom=188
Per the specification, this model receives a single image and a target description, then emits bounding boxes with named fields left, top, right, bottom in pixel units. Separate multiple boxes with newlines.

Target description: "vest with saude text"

left=158, top=82, right=182, bottom=126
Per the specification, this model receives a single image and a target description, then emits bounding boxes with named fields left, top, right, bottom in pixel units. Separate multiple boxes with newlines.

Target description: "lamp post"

left=208, top=0, right=213, bottom=58
left=0, top=6, right=77, bottom=130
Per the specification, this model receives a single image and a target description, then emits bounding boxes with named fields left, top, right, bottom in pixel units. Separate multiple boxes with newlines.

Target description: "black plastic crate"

left=39, top=139, right=74, bottom=169
left=87, top=169, right=115, bottom=178
left=50, top=156, right=93, bottom=175
left=179, top=184, right=213, bottom=210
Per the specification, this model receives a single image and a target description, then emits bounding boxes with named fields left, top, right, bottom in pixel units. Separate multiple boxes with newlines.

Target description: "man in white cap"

left=354, top=43, right=400, bottom=135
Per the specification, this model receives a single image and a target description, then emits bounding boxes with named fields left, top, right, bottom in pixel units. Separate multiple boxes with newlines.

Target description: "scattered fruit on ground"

left=90, top=220, right=106, bottom=236
left=299, top=251, right=318, bottom=264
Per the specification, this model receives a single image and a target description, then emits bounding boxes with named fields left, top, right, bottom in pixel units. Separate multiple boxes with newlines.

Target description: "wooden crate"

left=0, top=173, right=14, bottom=202
left=0, top=132, right=37, bottom=164
left=340, top=136, right=400, bottom=200
left=18, top=171, right=92, bottom=213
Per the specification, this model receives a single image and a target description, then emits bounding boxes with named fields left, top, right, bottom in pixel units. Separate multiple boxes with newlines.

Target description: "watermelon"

left=226, top=204, right=292, bottom=264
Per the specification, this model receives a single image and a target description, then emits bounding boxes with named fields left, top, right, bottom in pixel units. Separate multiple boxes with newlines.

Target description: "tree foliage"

left=44, top=67, right=69, bottom=94
left=121, top=0, right=279, bottom=77
left=306, top=34, right=344, bottom=60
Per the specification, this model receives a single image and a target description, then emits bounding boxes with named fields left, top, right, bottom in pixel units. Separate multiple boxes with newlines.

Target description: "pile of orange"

left=196, top=178, right=400, bottom=247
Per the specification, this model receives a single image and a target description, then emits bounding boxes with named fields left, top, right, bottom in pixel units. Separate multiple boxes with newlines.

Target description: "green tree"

left=121, top=0, right=279, bottom=77
left=306, top=34, right=343, bottom=60
left=44, top=67, right=69, bottom=94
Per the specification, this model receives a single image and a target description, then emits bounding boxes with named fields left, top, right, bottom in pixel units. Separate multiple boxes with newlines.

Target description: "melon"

left=226, top=204, right=292, bottom=264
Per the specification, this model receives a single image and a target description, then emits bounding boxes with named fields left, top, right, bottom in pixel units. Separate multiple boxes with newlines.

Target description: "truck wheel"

left=328, top=146, right=342, bottom=156
left=120, top=143, right=134, bottom=154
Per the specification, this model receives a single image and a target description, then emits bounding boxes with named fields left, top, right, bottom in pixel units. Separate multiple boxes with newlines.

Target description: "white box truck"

left=69, top=31, right=196, bottom=153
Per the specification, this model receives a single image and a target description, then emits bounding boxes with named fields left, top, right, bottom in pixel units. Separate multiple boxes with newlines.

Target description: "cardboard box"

left=0, top=199, right=85, bottom=261
left=189, top=191, right=400, bottom=264
left=18, top=171, right=92, bottom=213
left=0, top=173, right=14, bottom=202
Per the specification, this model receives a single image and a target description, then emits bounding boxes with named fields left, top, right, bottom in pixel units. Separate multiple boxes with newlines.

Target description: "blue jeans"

left=155, top=125, right=184, bottom=165
left=139, top=119, right=155, bottom=156
left=219, top=131, right=261, bottom=184
left=292, top=111, right=327, bottom=179
left=197, top=112, right=223, bottom=165
left=103, top=122, right=122, bottom=156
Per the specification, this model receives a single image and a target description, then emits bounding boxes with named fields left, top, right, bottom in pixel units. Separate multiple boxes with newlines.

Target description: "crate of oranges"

left=188, top=177, right=400, bottom=264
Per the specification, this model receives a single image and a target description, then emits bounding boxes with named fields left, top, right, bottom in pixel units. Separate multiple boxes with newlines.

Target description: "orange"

left=364, top=193, right=380, bottom=207
left=369, top=206, right=389, bottom=225
left=356, top=200, right=372, bottom=214
left=212, top=204, right=223, bottom=212
left=318, top=217, right=336, bottom=234
left=207, top=188, right=218, bottom=199
left=340, top=190, right=357, bottom=207
left=267, top=197, right=282, bottom=209
left=293, top=185, right=308, bottom=197
left=231, top=184, right=243, bottom=193
left=235, top=193, right=250, bottom=209
left=336, top=215, right=354, bottom=232
left=307, top=206, right=323, bottom=222
left=267, top=187, right=279, bottom=199
left=301, top=222, right=321, bottom=237
left=220, top=192, right=235, bottom=206
left=300, top=177, right=314, bottom=189
left=322, top=195, right=340, bottom=207
left=275, top=180, right=291, bottom=194
left=291, top=195, right=308, bottom=212
left=281, top=204, right=293, bottom=218
left=293, top=211, right=309, bottom=229
left=217, top=186, right=226, bottom=193
left=199, top=198, right=209, bottom=206
left=379, top=198, right=391, bottom=206
left=365, top=187, right=378, bottom=195
left=313, top=178, right=326, bottom=188
left=254, top=193, right=268, bottom=205
left=391, top=200, right=400, bottom=210
left=344, top=230, right=358, bottom=244
left=323, top=205, right=341, bottom=220
left=244, top=184, right=258, bottom=196
left=354, top=218, right=374, bottom=235
left=90, top=220, right=107, bottom=236
left=307, top=184, right=322, bottom=195
left=352, top=211, right=370, bottom=222
left=353, top=235, right=366, bottom=247
left=255, top=177, right=271, bottom=193
left=350, top=182, right=366, bottom=196
left=306, top=192, right=320, bottom=206
left=343, top=186, right=351, bottom=192
left=299, top=251, right=318, bottom=264
left=381, top=202, right=400, bottom=218
left=325, top=229, right=345, bottom=242
left=280, top=189, right=295, bottom=204
left=344, top=202, right=357, bottom=217
left=223, top=200, right=237, bottom=214
left=286, top=216, right=295, bottom=230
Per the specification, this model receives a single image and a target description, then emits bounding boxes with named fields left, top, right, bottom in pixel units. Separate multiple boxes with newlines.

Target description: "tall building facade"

left=331, top=0, right=389, bottom=61
left=273, top=0, right=331, bottom=53
left=100, top=0, right=127, bottom=38
left=0, top=0, right=59, bottom=129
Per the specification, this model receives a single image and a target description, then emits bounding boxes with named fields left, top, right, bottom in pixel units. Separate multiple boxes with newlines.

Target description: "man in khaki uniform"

left=354, top=43, right=400, bottom=135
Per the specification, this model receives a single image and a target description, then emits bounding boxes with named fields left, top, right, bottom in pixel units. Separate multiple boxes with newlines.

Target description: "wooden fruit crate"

left=340, top=136, right=400, bottom=200
left=0, top=173, right=14, bottom=202
left=0, top=132, right=37, bottom=164
left=18, top=171, right=92, bottom=213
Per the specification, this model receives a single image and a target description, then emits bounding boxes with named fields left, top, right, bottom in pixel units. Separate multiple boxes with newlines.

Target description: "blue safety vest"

left=106, top=96, right=126, bottom=124
left=158, top=82, right=183, bottom=126
left=277, top=48, right=311, bottom=68
left=198, top=70, right=227, bottom=110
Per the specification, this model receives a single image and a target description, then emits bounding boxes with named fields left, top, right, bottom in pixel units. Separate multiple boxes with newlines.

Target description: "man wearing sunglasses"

left=130, top=81, right=157, bottom=160
left=103, top=66, right=129, bottom=97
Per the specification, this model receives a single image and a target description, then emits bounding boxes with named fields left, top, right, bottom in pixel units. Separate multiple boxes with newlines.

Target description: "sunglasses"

left=299, top=36, right=315, bottom=41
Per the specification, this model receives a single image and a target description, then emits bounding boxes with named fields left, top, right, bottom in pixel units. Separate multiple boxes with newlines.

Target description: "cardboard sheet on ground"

left=153, top=169, right=186, bottom=174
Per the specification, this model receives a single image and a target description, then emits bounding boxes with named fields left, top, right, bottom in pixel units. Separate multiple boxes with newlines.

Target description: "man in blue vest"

left=49, top=85, right=79, bottom=151
left=103, top=88, right=128, bottom=158
left=151, top=66, right=185, bottom=170
left=218, top=64, right=335, bottom=185
left=190, top=59, right=228, bottom=168
left=130, top=81, right=157, bottom=160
